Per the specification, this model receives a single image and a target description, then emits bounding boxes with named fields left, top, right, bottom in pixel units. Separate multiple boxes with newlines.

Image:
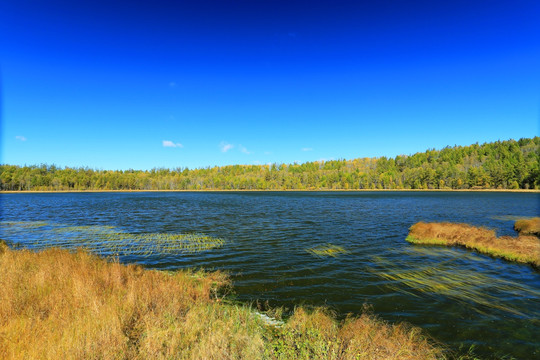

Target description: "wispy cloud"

left=239, top=145, right=251, bottom=154
left=15, top=135, right=27, bottom=141
left=220, top=141, right=234, bottom=153
left=169, top=81, right=176, bottom=88
left=264, top=151, right=272, bottom=155
left=162, top=140, right=183, bottom=148
left=301, top=147, right=313, bottom=151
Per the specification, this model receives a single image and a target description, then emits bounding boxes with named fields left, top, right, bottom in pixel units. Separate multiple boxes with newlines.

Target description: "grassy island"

left=406, top=221, right=540, bottom=267
left=0, top=241, right=446, bottom=360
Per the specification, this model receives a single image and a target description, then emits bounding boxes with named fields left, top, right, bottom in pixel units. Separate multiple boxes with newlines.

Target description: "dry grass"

left=407, top=222, right=540, bottom=267
left=514, top=217, right=540, bottom=237
left=0, top=244, right=259, bottom=359
left=265, top=308, right=444, bottom=360
left=0, top=244, right=447, bottom=359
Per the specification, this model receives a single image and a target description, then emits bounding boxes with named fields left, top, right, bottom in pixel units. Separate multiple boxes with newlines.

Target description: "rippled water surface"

left=1, top=191, right=539, bottom=358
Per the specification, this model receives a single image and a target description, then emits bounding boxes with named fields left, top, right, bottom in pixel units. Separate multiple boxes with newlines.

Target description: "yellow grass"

left=407, top=222, right=540, bottom=267
left=0, top=243, right=446, bottom=359
left=514, top=217, right=540, bottom=237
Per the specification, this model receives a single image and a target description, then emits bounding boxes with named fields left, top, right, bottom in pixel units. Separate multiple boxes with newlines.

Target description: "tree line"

left=1, top=137, right=538, bottom=191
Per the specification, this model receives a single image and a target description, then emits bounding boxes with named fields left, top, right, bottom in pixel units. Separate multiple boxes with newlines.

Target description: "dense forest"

left=1, top=137, right=539, bottom=191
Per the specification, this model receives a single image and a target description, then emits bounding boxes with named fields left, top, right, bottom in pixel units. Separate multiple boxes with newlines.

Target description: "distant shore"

left=1, top=188, right=539, bottom=194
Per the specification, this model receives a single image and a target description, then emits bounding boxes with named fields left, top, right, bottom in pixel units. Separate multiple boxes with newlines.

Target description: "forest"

left=1, top=137, right=538, bottom=191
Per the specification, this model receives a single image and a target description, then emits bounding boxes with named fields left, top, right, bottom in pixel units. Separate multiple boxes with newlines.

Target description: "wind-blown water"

left=1, top=191, right=539, bottom=358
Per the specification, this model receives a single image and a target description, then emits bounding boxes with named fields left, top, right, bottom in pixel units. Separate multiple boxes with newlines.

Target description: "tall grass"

left=0, top=243, right=446, bottom=359
left=406, top=221, right=540, bottom=267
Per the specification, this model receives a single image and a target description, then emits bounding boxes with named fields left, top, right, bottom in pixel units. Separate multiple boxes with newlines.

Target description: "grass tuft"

left=0, top=239, right=7, bottom=254
left=406, top=221, right=540, bottom=267
left=514, top=217, right=540, bottom=237
left=0, top=245, right=446, bottom=359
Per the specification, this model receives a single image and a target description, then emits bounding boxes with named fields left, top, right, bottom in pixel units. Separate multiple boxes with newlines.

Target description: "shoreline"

left=2, top=188, right=539, bottom=194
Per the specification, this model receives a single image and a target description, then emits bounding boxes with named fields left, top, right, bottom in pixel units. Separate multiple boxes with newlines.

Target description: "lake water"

left=1, top=191, right=539, bottom=358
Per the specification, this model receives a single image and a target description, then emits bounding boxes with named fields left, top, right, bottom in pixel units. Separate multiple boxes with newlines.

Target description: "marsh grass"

left=406, top=222, right=540, bottom=267
left=514, top=217, right=540, bottom=237
left=0, top=221, right=225, bottom=256
left=306, top=244, right=349, bottom=258
left=0, top=245, right=447, bottom=359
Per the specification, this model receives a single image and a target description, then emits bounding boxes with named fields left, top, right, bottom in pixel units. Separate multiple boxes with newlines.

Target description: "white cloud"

left=239, top=145, right=251, bottom=154
left=301, top=147, right=313, bottom=151
left=220, top=142, right=234, bottom=153
left=162, top=140, right=183, bottom=148
left=15, top=135, right=27, bottom=141
left=264, top=151, right=272, bottom=155
left=169, top=81, right=176, bottom=87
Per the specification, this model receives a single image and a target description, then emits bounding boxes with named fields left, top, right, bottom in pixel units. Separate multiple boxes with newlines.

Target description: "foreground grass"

left=0, top=242, right=446, bottom=359
left=406, top=221, right=540, bottom=267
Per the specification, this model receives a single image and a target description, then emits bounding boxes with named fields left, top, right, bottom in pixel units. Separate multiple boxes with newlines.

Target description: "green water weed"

left=306, top=244, right=349, bottom=258
left=0, top=221, right=225, bottom=257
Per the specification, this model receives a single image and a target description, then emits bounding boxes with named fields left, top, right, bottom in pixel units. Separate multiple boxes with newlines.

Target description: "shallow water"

left=1, top=191, right=539, bottom=358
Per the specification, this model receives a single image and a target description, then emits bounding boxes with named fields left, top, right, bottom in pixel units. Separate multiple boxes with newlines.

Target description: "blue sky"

left=1, top=0, right=539, bottom=170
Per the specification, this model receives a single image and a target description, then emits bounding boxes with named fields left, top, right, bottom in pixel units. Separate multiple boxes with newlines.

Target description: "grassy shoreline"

left=2, top=188, right=539, bottom=194
left=0, top=242, right=449, bottom=359
left=406, top=220, right=540, bottom=267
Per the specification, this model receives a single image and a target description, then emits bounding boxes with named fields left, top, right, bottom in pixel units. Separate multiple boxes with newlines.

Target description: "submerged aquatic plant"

left=306, top=244, right=349, bottom=258
left=0, top=221, right=225, bottom=257
left=1, top=221, right=49, bottom=229
left=490, top=215, right=529, bottom=222
left=369, top=252, right=540, bottom=319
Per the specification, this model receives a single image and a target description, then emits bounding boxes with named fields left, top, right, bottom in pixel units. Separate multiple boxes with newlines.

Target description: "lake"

left=1, top=191, right=539, bottom=358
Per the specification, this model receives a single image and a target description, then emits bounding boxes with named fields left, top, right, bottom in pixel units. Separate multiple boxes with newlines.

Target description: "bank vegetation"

left=0, top=242, right=449, bottom=359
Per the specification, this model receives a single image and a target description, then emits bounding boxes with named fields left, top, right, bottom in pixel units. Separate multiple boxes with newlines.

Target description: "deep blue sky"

left=1, top=0, right=539, bottom=170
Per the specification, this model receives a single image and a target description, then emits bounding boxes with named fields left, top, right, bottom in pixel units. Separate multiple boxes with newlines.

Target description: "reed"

left=0, top=245, right=446, bottom=359
left=406, top=221, right=540, bottom=267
